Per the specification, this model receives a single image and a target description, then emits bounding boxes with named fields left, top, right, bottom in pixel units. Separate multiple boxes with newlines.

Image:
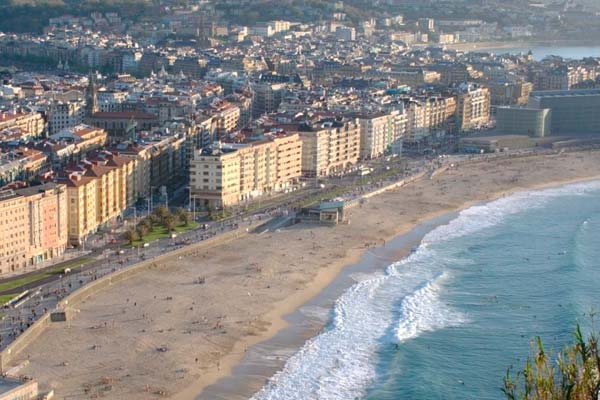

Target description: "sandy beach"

left=11, top=150, right=600, bottom=399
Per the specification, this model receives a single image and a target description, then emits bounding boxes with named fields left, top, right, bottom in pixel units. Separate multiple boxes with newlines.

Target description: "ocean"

left=250, top=180, right=600, bottom=400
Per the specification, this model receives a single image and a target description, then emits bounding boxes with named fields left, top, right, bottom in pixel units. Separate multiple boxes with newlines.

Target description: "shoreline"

left=187, top=172, right=600, bottom=400
left=196, top=211, right=460, bottom=399
left=11, top=150, right=600, bottom=400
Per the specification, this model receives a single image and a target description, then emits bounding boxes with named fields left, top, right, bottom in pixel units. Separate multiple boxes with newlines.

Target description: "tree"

left=136, top=222, right=150, bottom=239
left=138, top=217, right=153, bottom=231
left=124, top=227, right=140, bottom=245
left=503, top=324, right=600, bottom=400
left=164, top=214, right=178, bottom=233
left=176, top=207, right=190, bottom=226
left=153, top=205, right=171, bottom=224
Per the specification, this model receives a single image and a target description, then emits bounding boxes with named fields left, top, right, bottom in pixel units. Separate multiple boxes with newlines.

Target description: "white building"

left=46, top=99, right=86, bottom=134
left=357, top=111, right=405, bottom=159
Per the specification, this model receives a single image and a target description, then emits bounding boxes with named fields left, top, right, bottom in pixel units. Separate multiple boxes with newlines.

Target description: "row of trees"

left=124, top=205, right=190, bottom=245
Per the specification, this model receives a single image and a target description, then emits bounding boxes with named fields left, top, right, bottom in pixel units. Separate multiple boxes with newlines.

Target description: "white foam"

left=298, top=305, right=333, bottom=321
left=395, top=271, right=468, bottom=343
left=250, top=180, right=600, bottom=400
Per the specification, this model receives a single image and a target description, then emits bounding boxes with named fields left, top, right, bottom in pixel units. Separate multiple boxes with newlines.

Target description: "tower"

left=86, top=71, right=98, bottom=117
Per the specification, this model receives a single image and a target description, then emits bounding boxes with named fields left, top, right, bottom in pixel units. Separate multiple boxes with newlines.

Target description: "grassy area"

left=130, top=222, right=199, bottom=247
left=0, top=257, right=94, bottom=293
left=0, top=293, right=18, bottom=305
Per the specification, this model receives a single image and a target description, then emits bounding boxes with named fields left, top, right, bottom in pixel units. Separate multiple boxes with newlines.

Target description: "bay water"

left=251, top=180, right=600, bottom=400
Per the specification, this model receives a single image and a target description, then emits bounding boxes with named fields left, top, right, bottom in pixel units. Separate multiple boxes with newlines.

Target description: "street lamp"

left=149, top=186, right=156, bottom=215
left=188, top=186, right=196, bottom=222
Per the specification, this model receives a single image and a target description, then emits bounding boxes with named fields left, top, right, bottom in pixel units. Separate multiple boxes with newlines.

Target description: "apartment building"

left=489, top=81, right=533, bottom=106
left=46, top=99, right=86, bottom=134
left=0, top=111, right=45, bottom=138
left=46, top=124, right=108, bottom=169
left=0, top=183, right=68, bottom=276
left=61, top=153, right=135, bottom=246
left=0, top=147, right=49, bottom=187
left=354, top=111, right=405, bottom=160
left=190, top=132, right=302, bottom=209
left=402, top=95, right=456, bottom=143
left=293, top=119, right=360, bottom=177
left=454, top=84, right=491, bottom=132
left=252, top=82, right=286, bottom=117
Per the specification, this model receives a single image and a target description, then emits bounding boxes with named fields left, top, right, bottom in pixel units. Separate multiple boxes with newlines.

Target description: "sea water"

left=250, top=180, right=600, bottom=400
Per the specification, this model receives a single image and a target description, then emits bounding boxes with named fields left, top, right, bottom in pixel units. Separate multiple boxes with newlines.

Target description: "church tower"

left=86, top=71, right=98, bottom=117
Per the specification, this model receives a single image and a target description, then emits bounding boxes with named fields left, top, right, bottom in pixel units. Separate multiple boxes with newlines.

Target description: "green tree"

left=136, top=221, right=150, bottom=239
left=124, top=227, right=140, bottom=245
left=163, top=214, right=178, bottom=233
left=153, top=205, right=171, bottom=224
left=138, top=217, right=153, bottom=231
left=176, top=207, right=190, bottom=226
left=503, top=324, right=600, bottom=400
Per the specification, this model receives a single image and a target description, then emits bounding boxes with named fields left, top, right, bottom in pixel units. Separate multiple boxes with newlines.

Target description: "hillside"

left=0, top=0, right=155, bottom=33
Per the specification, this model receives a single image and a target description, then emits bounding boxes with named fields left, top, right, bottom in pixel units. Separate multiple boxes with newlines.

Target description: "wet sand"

left=11, top=150, right=600, bottom=399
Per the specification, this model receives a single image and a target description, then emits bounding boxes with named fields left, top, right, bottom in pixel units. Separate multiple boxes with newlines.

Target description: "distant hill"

left=214, top=0, right=385, bottom=26
left=0, top=0, right=155, bottom=33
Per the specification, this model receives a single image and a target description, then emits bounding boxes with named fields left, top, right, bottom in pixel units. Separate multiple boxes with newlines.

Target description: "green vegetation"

left=215, top=0, right=384, bottom=27
left=0, top=294, right=18, bottom=305
left=0, top=257, right=94, bottom=293
left=125, top=206, right=197, bottom=246
left=0, top=0, right=154, bottom=33
left=503, top=323, right=600, bottom=400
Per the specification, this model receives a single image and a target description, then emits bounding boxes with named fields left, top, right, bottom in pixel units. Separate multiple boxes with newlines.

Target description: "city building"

left=47, top=99, right=86, bottom=134
left=528, top=89, right=600, bottom=135
left=252, top=82, right=286, bottom=118
left=86, top=111, right=159, bottom=143
left=45, top=124, right=108, bottom=168
left=335, top=26, right=356, bottom=41
left=489, top=81, right=533, bottom=106
left=495, top=106, right=552, bottom=137
left=0, top=183, right=68, bottom=276
left=190, top=131, right=302, bottom=209
left=0, top=378, right=38, bottom=400
left=354, top=111, right=405, bottom=160
left=0, top=111, right=45, bottom=138
left=292, top=119, right=361, bottom=177
left=0, top=147, right=49, bottom=187
left=454, top=84, right=491, bottom=132
left=61, top=153, right=135, bottom=246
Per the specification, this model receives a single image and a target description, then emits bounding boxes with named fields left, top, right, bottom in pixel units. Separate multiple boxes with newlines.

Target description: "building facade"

left=0, top=183, right=68, bottom=276
left=455, top=84, right=491, bottom=132
left=190, top=132, right=302, bottom=209
left=495, top=106, right=551, bottom=137
left=62, top=153, right=135, bottom=246
left=296, top=119, right=360, bottom=177
left=528, top=89, right=600, bottom=135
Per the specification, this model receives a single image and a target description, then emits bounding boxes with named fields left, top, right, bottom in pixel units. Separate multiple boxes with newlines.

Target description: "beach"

left=11, top=150, right=600, bottom=399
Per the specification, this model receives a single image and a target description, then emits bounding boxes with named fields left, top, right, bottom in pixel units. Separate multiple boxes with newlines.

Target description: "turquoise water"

left=251, top=181, right=600, bottom=400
